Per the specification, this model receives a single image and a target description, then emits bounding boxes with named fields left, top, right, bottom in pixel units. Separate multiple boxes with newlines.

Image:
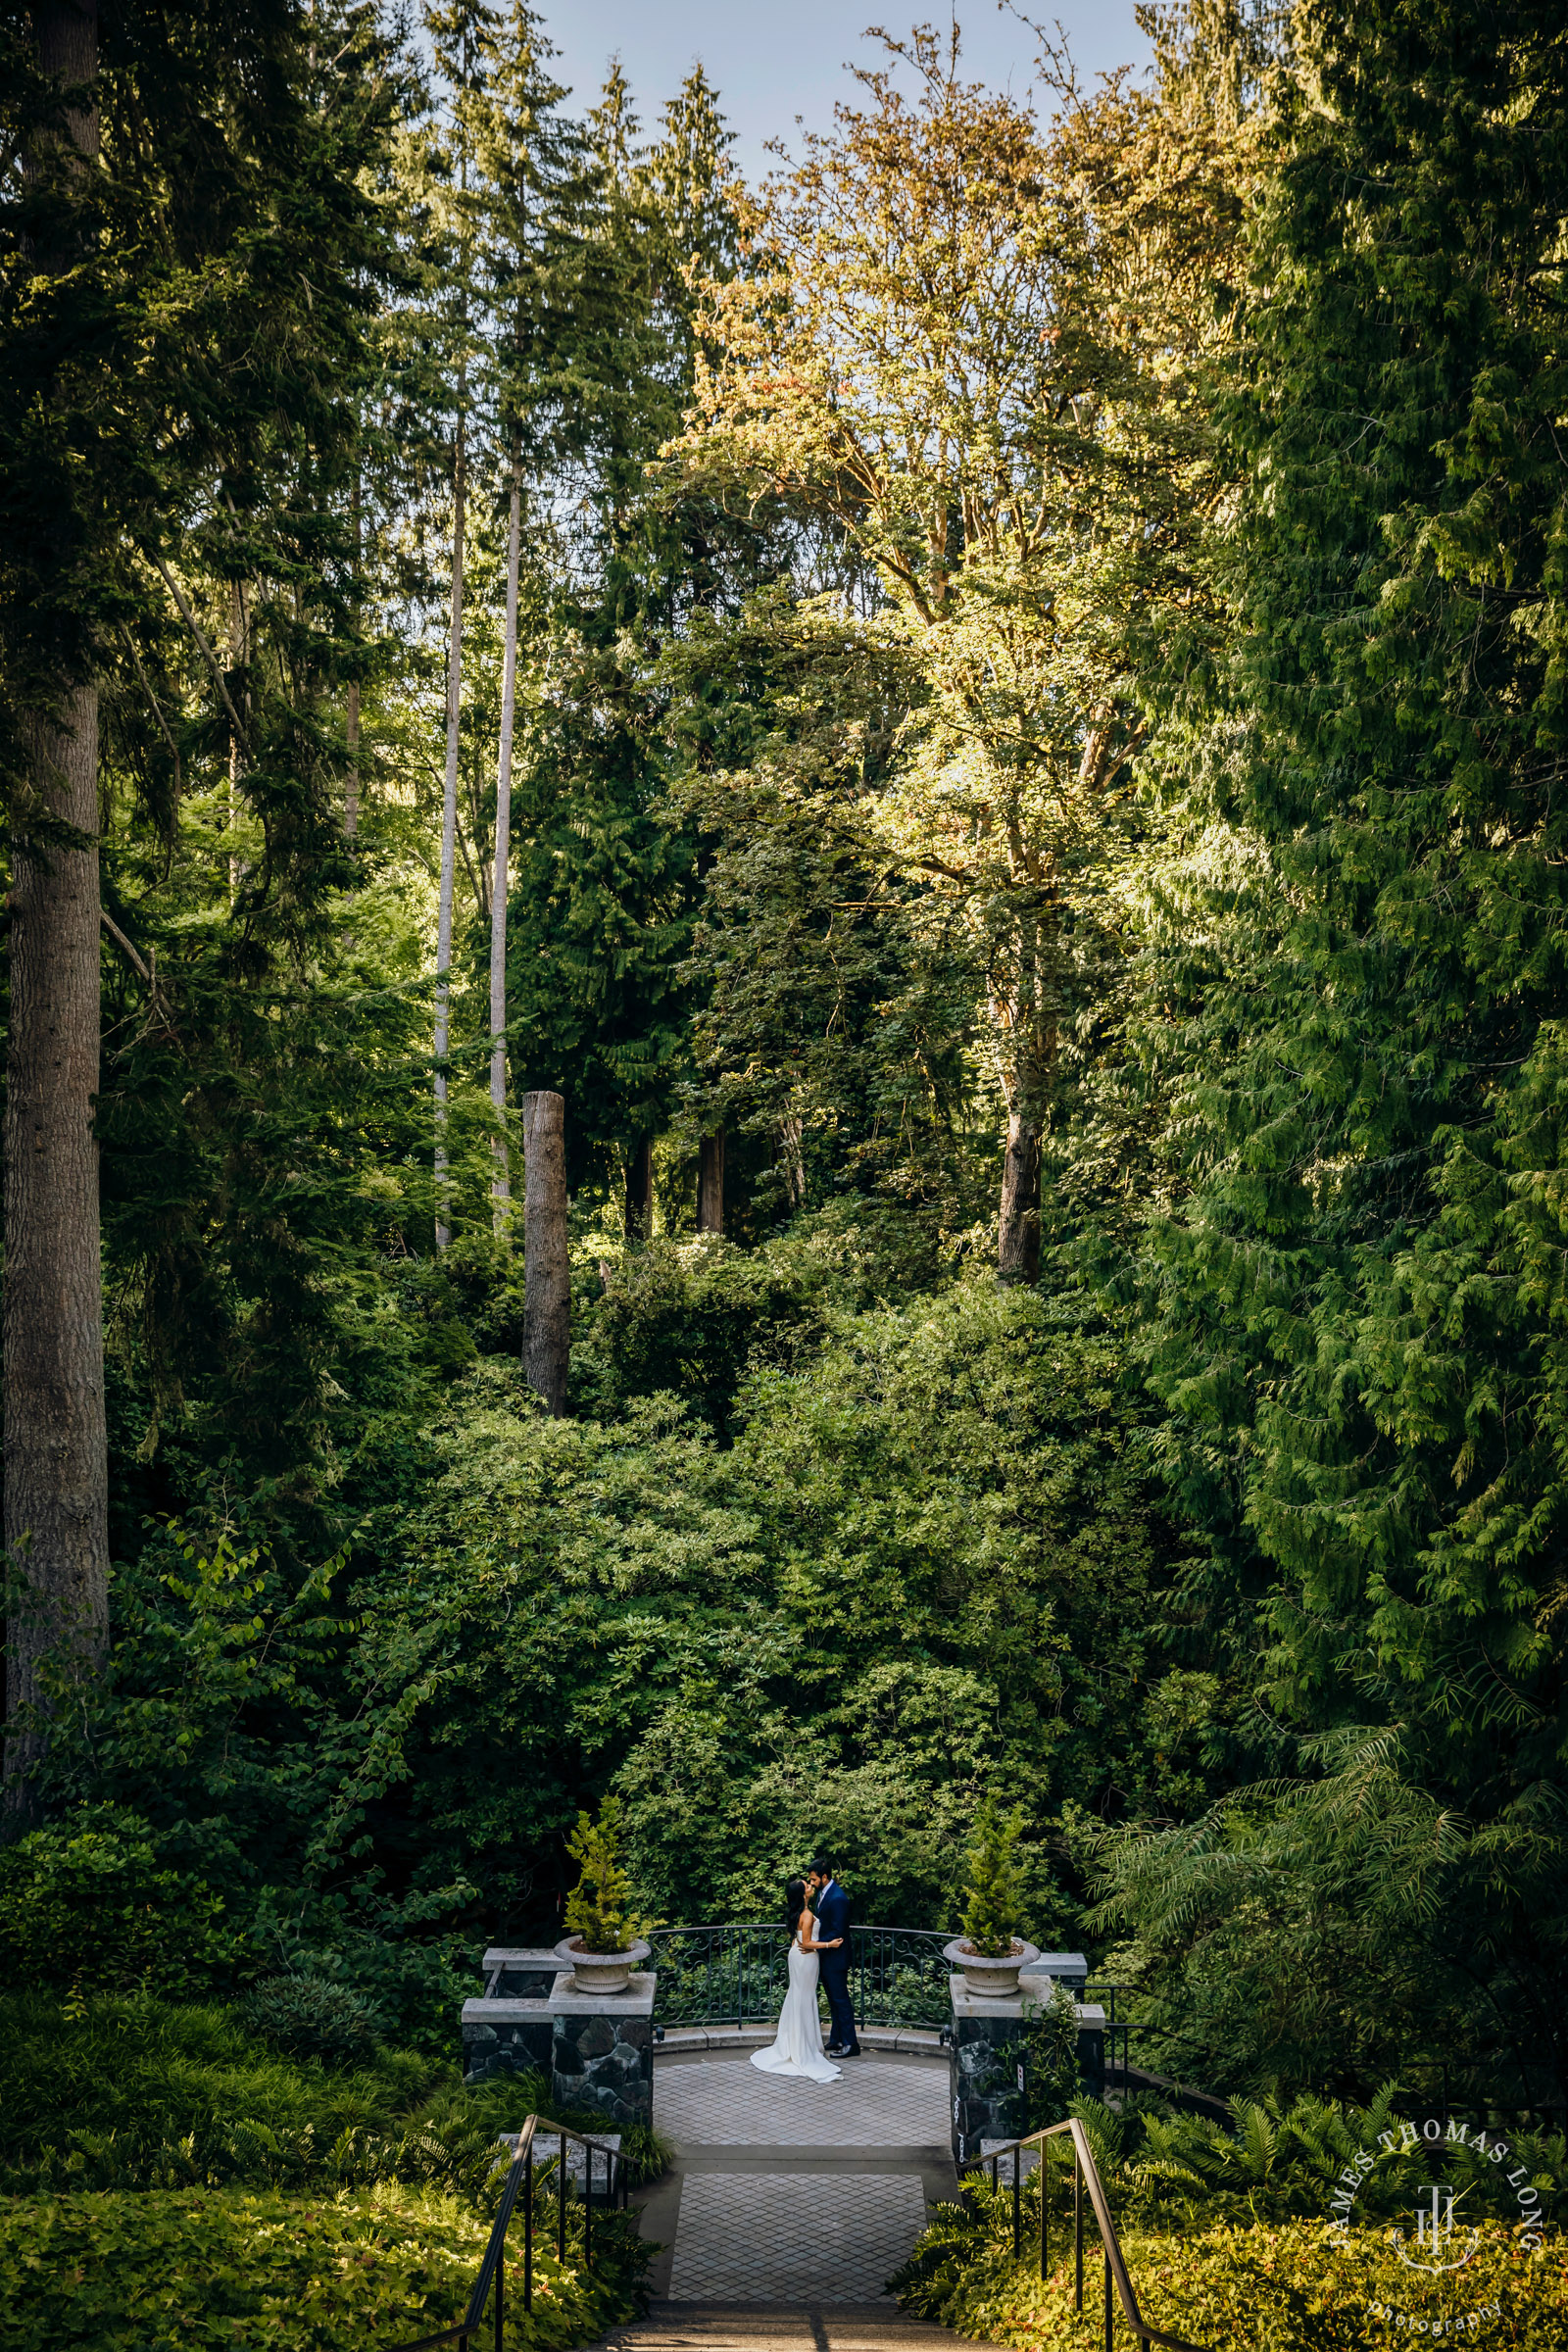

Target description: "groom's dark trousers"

left=816, top=1881, right=858, bottom=2052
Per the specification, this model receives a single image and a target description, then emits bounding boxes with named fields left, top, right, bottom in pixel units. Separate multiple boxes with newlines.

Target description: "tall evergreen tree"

left=475, top=2, right=585, bottom=1224
left=500, top=65, right=765, bottom=1203
left=4, top=1, right=409, bottom=1597
left=1120, top=0, right=1568, bottom=2105
left=3, top=0, right=108, bottom=1819
left=425, top=0, right=498, bottom=1252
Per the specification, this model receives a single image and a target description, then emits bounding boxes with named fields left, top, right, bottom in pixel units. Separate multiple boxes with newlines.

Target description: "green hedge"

left=896, top=2192, right=1568, bottom=2348
left=1, top=2182, right=651, bottom=2352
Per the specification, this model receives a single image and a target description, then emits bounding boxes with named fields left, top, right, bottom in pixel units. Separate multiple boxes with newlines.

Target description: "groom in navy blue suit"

left=808, top=1855, right=859, bottom=2057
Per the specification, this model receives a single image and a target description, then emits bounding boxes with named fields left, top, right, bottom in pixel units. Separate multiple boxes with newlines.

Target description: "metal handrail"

left=958, top=2115, right=1207, bottom=2352
left=647, top=1921, right=956, bottom=2033
left=387, top=2111, right=626, bottom=2352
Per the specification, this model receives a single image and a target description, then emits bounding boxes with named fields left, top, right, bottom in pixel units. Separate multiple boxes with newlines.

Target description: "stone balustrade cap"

left=463, top=1996, right=553, bottom=2023
left=547, top=1969, right=656, bottom=2018
left=482, top=1945, right=564, bottom=1972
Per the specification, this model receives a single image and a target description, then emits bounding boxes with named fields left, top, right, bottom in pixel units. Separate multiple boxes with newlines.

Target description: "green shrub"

left=0, top=1805, right=243, bottom=1996
left=895, top=2200, right=1567, bottom=2350
left=895, top=2101, right=1568, bottom=2348
left=564, top=1798, right=650, bottom=1956
left=242, top=1974, right=385, bottom=2065
left=1004, top=1982, right=1081, bottom=2132
left=961, top=1792, right=1026, bottom=1958
left=0, top=1992, right=440, bottom=2195
left=0, top=2181, right=653, bottom=2351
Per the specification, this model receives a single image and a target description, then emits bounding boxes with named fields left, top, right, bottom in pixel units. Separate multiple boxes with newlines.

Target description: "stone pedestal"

left=948, top=1968, right=1105, bottom=2164
left=463, top=1945, right=562, bottom=2085
left=462, top=1946, right=657, bottom=2128
left=549, top=1969, right=655, bottom=2132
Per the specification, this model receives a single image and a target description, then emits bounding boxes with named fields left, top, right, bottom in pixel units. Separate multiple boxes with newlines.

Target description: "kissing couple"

left=749, top=1855, right=859, bottom=2083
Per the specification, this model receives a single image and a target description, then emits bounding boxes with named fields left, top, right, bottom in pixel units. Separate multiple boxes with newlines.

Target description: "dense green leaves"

left=7, top=0, right=1568, bottom=2184
left=1112, top=0, right=1568, bottom=2111
left=0, top=2180, right=649, bottom=2351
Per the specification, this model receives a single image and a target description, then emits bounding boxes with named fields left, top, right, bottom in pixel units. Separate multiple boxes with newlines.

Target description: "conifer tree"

left=425, top=0, right=496, bottom=1250
left=3, top=0, right=109, bottom=1820
left=1123, top=0, right=1568, bottom=2100
left=1, top=0, right=399, bottom=1801
left=501, top=66, right=769, bottom=1199
left=474, top=2, right=584, bottom=1225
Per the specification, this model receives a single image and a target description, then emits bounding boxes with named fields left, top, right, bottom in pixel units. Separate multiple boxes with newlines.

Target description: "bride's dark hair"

left=784, top=1876, right=808, bottom=1933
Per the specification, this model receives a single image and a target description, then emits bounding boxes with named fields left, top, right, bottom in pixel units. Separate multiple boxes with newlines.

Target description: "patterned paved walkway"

left=631, top=2051, right=956, bottom=2311
left=589, top=2310, right=989, bottom=2352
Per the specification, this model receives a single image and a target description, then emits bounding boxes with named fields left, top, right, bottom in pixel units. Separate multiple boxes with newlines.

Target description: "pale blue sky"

left=540, top=4, right=1154, bottom=179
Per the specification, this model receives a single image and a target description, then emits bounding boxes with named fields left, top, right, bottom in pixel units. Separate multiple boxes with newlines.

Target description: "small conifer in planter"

left=557, top=1797, right=653, bottom=1993
left=943, top=1792, right=1040, bottom=1997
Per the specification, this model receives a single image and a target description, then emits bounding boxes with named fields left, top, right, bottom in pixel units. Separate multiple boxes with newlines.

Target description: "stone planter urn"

left=943, top=1936, right=1041, bottom=2000
left=555, top=1936, right=651, bottom=1997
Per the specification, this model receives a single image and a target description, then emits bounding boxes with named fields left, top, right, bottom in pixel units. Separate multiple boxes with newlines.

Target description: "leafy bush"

left=242, top=1974, right=385, bottom=2065
left=564, top=1798, right=649, bottom=1956
left=0, top=2181, right=652, bottom=2352
left=497, top=2065, right=673, bottom=2189
left=895, top=2199, right=1567, bottom=2349
left=970, top=2090, right=1566, bottom=2234
left=0, top=1992, right=440, bottom=2195
left=961, top=1793, right=1026, bottom=1957
left=1003, top=1982, right=1081, bottom=2132
left=0, top=1804, right=244, bottom=1996
left=894, top=2093, right=1568, bottom=2347
left=0, top=1992, right=670, bottom=2209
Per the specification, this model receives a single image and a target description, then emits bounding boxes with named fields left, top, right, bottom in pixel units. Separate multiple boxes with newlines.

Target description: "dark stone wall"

left=551, top=2007, right=653, bottom=2131
left=950, top=2010, right=1027, bottom=2163
left=463, top=2011, right=553, bottom=2085
left=949, top=2001, right=1107, bottom=2162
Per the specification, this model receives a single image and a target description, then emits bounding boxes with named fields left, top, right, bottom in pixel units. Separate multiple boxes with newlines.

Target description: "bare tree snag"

left=522, top=1090, right=569, bottom=1415
left=5, top=0, right=109, bottom=1821
left=697, top=1130, right=725, bottom=1235
left=997, top=1109, right=1041, bottom=1284
left=624, top=1136, right=653, bottom=1240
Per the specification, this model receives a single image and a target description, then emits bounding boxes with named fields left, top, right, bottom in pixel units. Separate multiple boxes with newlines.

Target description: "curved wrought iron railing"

left=648, top=1921, right=954, bottom=2032
left=958, top=2115, right=1208, bottom=2352
left=388, top=2112, right=624, bottom=2352
left=646, top=1922, right=1126, bottom=2048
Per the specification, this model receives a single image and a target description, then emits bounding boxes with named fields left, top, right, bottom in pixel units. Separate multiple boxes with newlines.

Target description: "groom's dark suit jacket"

left=815, top=1879, right=857, bottom=2047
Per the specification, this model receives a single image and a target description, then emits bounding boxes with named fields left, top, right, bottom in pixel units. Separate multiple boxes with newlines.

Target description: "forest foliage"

left=1, top=0, right=1567, bottom=2142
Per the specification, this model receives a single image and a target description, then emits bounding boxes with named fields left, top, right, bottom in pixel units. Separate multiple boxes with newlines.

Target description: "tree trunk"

left=225, top=577, right=247, bottom=897
left=696, top=1129, right=725, bottom=1235
left=624, top=1136, right=653, bottom=1240
left=779, top=1114, right=806, bottom=1208
left=5, top=0, right=109, bottom=1826
left=522, top=1090, right=569, bottom=1415
left=489, top=447, right=520, bottom=1230
left=434, top=402, right=465, bottom=1251
left=997, top=1107, right=1041, bottom=1284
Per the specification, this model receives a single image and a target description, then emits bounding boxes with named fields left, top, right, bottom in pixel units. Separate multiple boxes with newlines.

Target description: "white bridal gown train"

left=750, top=1937, right=841, bottom=2082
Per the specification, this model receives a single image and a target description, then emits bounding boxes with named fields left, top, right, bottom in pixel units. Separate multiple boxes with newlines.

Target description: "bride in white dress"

left=750, top=1877, right=842, bottom=2082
